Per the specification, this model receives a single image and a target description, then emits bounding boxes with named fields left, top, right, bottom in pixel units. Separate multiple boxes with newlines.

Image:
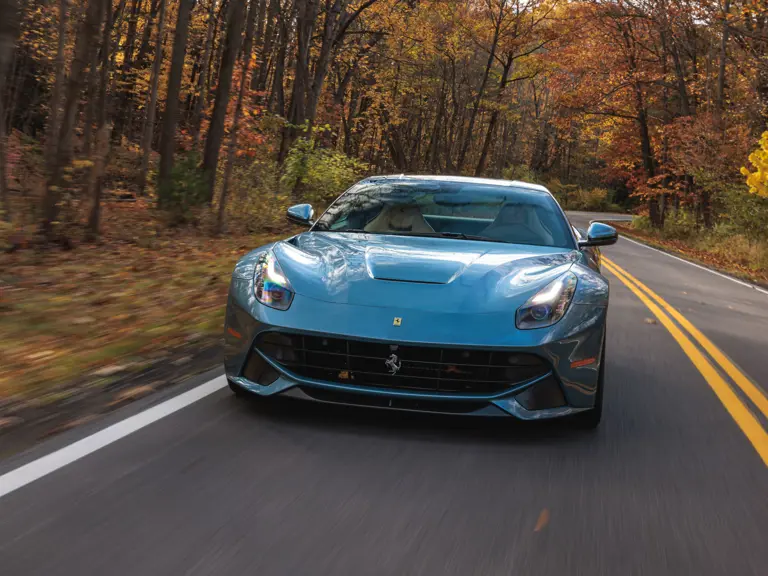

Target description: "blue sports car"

left=224, top=175, right=617, bottom=428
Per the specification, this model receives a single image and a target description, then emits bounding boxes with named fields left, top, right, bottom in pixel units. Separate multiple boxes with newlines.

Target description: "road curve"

left=1, top=213, right=767, bottom=575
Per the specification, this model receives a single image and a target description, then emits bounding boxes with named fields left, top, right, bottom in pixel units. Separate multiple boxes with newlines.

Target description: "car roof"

left=359, top=174, right=551, bottom=194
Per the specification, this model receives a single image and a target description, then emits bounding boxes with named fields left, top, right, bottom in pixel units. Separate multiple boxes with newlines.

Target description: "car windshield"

left=313, top=180, right=574, bottom=249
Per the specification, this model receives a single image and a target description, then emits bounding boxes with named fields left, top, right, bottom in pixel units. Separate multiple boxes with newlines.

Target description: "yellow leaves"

left=741, top=131, right=768, bottom=198
left=72, top=159, right=95, bottom=170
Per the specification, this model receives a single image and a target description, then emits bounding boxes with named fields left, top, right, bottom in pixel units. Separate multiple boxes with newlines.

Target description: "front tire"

left=571, top=341, right=605, bottom=429
left=228, top=379, right=247, bottom=398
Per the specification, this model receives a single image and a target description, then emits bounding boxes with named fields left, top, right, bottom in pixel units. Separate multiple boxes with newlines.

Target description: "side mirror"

left=286, top=204, right=314, bottom=227
left=579, top=222, right=618, bottom=247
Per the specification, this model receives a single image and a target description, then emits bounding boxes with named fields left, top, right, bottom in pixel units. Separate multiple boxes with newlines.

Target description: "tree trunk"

left=0, top=97, right=8, bottom=221
left=82, top=45, right=100, bottom=157
left=305, top=0, right=345, bottom=130
left=428, top=68, right=447, bottom=173
left=0, top=0, right=19, bottom=220
left=456, top=13, right=501, bottom=173
left=44, top=0, right=69, bottom=174
left=201, top=0, right=247, bottom=202
left=494, top=120, right=509, bottom=177
left=254, top=0, right=279, bottom=92
left=85, top=0, right=114, bottom=241
left=85, top=125, right=112, bottom=240
left=638, top=105, right=655, bottom=179
left=620, top=19, right=660, bottom=227
left=758, top=54, right=768, bottom=130
left=133, top=0, right=162, bottom=68
left=342, top=87, right=358, bottom=155
left=112, top=0, right=144, bottom=141
left=475, top=52, right=513, bottom=176
left=109, top=0, right=127, bottom=71
left=313, top=0, right=381, bottom=119
left=138, top=0, right=167, bottom=194
left=408, top=112, right=423, bottom=172
left=217, top=0, right=257, bottom=233
left=250, top=0, right=267, bottom=86
left=158, top=0, right=196, bottom=202
left=42, top=0, right=105, bottom=240
left=279, top=0, right=319, bottom=163
left=268, top=4, right=290, bottom=115
left=190, top=0, right=217, bottom=147
left=668, top=40, right=691, bottom=116
left=716, top=0, right=730, bottom=112
left=638, top=102, right=661, bottom=227
left=700, top=187, right=712, bottom=228
left=5, top=50, right=20, bottom=134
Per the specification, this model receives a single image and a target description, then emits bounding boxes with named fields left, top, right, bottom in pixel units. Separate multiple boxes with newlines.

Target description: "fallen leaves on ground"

left=613, top=224, right=768, bottom=286
left=110, top=385, right=156, bottom=406
left=0, top=201, right=280, bottom=401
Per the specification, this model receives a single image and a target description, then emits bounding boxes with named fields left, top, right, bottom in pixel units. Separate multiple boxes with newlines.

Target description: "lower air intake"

left=256, top=332, right=549, bottom=396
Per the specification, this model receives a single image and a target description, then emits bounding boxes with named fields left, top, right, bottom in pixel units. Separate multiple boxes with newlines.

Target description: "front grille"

left=256, top=332, right=549, bottom=396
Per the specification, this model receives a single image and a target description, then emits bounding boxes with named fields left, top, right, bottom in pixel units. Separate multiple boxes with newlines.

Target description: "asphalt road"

left=2, top=212, right=767, bottom=575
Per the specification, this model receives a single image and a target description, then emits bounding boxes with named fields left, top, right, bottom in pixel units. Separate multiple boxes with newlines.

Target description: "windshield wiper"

left=315, top=228, right=370, bottom=234
left=316, top=229, right=508, bottom=243
left=447, top=233, right=510, bottom=244
left=389, top=231, right=510, bottom=244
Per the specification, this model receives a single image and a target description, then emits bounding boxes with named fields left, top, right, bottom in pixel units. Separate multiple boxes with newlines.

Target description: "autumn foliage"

left=0, top=0, right=765, bottom=238
left=743, top=132, right=768, bottom=198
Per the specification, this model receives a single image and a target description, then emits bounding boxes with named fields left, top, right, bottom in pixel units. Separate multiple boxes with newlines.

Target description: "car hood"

left=272, top=232, right=580, bottom=314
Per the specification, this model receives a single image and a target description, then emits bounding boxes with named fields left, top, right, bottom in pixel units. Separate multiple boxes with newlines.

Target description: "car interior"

left=359, top=201, right=564, bottom=247
left=364, top=204, right=436, bottom=233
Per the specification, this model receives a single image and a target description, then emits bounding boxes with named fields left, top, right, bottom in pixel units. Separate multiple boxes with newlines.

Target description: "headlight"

left=516, top=271, right=577, bottom=329
left=254, top=251, right=294, bottom=310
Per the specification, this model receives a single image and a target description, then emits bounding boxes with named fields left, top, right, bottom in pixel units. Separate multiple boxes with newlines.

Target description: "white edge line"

left=0, top=375, right=228, bottom=499
left=620, top=235, right=768, bottom=296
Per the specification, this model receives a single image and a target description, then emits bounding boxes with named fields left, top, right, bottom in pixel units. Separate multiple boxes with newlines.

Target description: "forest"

left=0, top=0, right=766, bottom=238
left=1, top=0, right=768, bottom=401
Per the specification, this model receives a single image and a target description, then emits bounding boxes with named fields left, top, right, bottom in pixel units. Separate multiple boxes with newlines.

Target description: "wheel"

left=571, top=340, right=605, bottom=429
left=228, top=379, right=247, bottom=398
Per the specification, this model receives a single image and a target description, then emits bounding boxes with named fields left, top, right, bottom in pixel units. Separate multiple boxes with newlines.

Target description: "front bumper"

left=223, top=283, right=606, bottom=420
left=228, top=374, right=575, bottom=419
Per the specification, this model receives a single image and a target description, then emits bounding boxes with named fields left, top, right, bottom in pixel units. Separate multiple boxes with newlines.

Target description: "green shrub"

left=695, top=232, right=768, bottom=272
left=545, top=178, right=578, bottom=208
left=556, top=186, right=615, bottom=211
left=502, top=164, right=539, bottom=184
left=281, top=138, right=368, bottom=206
left=579, top=187, right=611, bottom=211
left=720, top=185, right=768, bottom=242
left=661, top=209, right=698, bottom=240
left=631, top=215, right=653, bottom=231
left=224, top=158, right=294, bottom=234
left=157, top=152, right=209, bottom=226
left=0, top=211, right=12, bottom=251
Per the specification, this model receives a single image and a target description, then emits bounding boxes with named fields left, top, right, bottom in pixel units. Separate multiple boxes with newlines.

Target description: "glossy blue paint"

left=579, top=222, right=619, bottom=247
left=286, top=203, right=315, bottom=226
left=273, top=233, right=583, bottom=312
left=224, top=176, right=609, bottom=420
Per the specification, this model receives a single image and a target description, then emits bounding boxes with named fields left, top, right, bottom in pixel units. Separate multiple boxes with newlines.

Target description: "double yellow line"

left=602, top=257, right=768, bottom=467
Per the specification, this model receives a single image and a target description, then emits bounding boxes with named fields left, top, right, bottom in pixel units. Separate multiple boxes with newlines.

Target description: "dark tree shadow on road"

left=231, top=393, right=596, bottom=448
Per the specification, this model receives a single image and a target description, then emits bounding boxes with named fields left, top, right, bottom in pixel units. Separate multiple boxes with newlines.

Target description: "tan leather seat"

left=482, top=204, right=554, bottom=244
left=364, top=205, right=434, bottom=233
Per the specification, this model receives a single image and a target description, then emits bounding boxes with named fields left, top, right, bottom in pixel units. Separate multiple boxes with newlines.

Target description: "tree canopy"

left=1, top=0, right=767, bottom=236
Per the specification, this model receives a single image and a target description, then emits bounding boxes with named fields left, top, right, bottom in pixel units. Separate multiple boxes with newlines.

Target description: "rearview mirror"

left=579, top=222, right=618, bottom=247
left=286, top=204, right=314, bottom=227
